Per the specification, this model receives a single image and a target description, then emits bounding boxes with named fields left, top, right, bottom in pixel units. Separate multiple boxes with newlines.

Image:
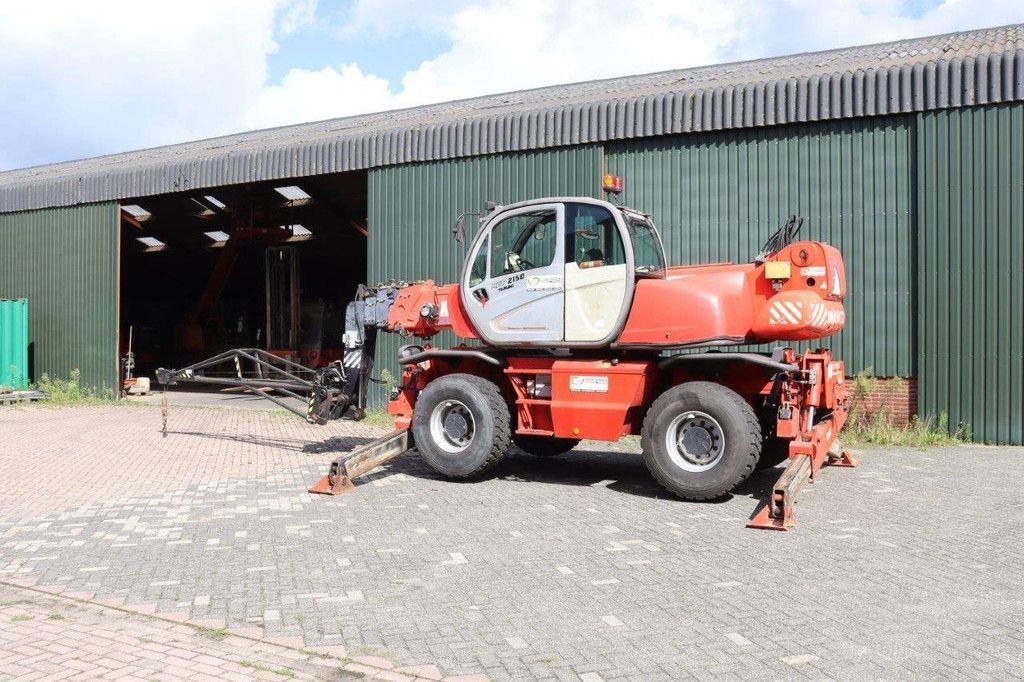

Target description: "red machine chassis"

left=382, top=346, right=853, bottom=528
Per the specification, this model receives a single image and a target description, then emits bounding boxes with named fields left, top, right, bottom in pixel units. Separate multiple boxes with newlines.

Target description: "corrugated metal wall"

left=0, top=204, right=119, bottom=391
left=367, top=146, right=602, bottom=403
left=605, top=116, right=914, bottom=376
left=917, top=102, right=1024, bottom=443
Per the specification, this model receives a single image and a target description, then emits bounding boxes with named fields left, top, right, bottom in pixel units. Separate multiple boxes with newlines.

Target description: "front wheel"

left=411, top=373, right=511, bottom=479
left=640, top=382, right=762, bottom=500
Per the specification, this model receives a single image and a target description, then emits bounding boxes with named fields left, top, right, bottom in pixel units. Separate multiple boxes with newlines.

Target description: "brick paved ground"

left=2, top=402, right=1023, bottom=680
left=0, top=582, right=360, bottom=680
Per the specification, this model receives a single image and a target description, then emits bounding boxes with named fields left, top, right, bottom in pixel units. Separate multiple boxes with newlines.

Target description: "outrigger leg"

left=747, top=349, right=857, bottom=530
left=308, top=428, right=410, bottom=495
left=747, top=436, right=858, bottom=531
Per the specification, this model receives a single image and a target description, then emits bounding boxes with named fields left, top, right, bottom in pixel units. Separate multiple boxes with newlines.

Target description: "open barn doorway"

left=117, top=171, right=368, bottom=395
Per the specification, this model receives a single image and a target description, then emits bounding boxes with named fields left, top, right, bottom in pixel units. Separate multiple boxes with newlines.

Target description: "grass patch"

left=271, top=406, right=393, bottom=427
left=239, top=660, right=295, bottom=678
left=197, top=625, right=228, bottom=640
left=846, top=411, right=967, bottom=446
left=0, top=599, right=26, bottom=607
left=844, top=370, right=968, bottom=447
left=47, top=613, right=64, bottom=621
left=10, top=614, right=33, bottom=622
left=360, top=409, right=394, bottom=428
left=33, top=369, right=116, bottom=406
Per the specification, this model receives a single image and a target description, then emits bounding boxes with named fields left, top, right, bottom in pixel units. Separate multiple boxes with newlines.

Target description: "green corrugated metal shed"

left=0, top=28, right=1020, bottom=442
left=606, top=116, right=914, bottom=377
left=0, top=204, right=119, bottom=392
left=0, top=298, right=29, bottom=388
left=367, top=146, right=602, bottom=403
left=916, top=102, right=1024, bottom=443
left=362, top=108, right=1024, bottom=442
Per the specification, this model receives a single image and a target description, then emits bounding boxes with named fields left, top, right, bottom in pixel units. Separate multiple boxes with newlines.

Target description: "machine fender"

left=398, top=347, right=506, bottom=367
left=658, top=352, right=798, bottom=373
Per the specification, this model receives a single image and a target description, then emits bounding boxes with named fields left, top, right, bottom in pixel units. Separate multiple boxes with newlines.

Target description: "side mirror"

left=451, top=214, right=466, bottom=244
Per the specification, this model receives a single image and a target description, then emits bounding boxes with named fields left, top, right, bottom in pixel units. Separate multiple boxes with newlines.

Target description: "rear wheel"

left=412, top=374, right=511, bottom=478
left=512, top=434, right=580, bottom=457
left=640, top=382, right=762, bottom=500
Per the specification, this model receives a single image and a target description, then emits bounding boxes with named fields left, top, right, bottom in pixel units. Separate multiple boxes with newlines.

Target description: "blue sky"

left=267, top=1, right=452, bottom=85
left=0, top=0, right=1019, bottom=171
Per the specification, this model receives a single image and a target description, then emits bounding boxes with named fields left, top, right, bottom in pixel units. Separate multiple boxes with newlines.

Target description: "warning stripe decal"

left=768, top=300, right=803, bottom=325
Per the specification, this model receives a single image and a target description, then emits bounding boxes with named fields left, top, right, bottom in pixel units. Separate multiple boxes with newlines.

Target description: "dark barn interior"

left=118, top=171, right=368, bottom=380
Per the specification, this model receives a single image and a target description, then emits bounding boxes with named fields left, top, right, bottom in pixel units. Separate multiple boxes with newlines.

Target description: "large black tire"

left=640, top=382, right=762, bottom=500
left=512, top=434, right=580, bottom=457
left=411, top=373, right=511, bottom=479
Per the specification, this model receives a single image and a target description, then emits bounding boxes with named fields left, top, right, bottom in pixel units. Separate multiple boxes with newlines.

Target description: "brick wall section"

left=849, top=376, right=917, bottom=427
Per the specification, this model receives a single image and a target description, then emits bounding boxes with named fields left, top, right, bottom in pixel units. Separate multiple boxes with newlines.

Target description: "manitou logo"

left=823, top=308, right=845, bottom=326
left=808, top=302, right=845, bottom=327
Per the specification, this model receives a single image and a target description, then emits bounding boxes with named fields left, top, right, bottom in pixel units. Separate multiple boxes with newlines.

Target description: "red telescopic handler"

left=159, top=177, right=856, bottom=530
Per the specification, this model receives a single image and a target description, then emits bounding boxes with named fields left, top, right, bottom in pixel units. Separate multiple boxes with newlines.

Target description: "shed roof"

left=1, top=23, right=1022, bottom=213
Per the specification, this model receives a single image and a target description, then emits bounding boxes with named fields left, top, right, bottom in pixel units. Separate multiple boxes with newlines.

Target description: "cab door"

left=563, top=202, right=632, bottom=343
left=461, top=203, right=565, bottom=345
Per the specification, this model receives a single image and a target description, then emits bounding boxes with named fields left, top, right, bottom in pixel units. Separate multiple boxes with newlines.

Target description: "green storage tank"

left=0, top=298, right=29, bottom=389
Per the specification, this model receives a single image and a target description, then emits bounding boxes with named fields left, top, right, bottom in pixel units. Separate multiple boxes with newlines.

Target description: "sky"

left=0, top=0, right=1020, bottom=171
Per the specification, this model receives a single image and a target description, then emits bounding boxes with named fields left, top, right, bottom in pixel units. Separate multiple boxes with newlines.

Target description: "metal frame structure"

left=157, top=348, right=359, bottom=423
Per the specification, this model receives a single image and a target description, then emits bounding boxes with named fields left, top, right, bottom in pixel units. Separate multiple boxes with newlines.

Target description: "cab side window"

left=489, top=210, right=557, bottom=277
left=468, top=246, right=488, bottom=287
left=567, top=204, right=625, bottom=268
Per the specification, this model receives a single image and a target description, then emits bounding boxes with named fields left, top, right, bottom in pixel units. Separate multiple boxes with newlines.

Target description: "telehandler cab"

left=159, top=177, right=855, bottom=529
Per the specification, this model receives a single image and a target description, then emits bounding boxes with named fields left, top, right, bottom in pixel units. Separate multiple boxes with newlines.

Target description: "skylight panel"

left=122, top=204, right=152, bottom=220
left=274, top=185, right=311, bottom=202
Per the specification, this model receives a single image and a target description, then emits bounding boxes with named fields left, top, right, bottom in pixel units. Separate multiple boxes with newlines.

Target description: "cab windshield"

left=621, top=210, right=666, bottom=276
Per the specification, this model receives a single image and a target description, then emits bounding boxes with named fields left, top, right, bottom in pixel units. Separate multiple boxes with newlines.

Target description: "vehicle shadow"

left=163, top=429, right=779, bottom=506
left=161, top=430, right=378, bottom=455
left=376, top=445, right=781, bottom=506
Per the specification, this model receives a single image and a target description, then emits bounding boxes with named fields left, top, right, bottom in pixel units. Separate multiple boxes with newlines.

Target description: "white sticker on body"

left=569, top=375, right=609, bottom=393
left=527, top=275, right=563, bottom=291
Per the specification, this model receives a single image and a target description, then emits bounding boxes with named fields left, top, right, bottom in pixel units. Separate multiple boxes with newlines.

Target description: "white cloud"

left=0, top=0, right=292, bottom=167
left=0, top=0, right=1020, bottom=170
left=245, top=0, right=1024, bottom=129
left=393, top=0, right=751, bottom=106
left=277, top=0, right=320, bottom=36
left=248, top=63, right=395, bottom=128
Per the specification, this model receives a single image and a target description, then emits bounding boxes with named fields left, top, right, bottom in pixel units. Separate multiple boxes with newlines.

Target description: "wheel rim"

left=429, top=399, right=476, bottom=454
left=665, top=410, right=725, bottom=472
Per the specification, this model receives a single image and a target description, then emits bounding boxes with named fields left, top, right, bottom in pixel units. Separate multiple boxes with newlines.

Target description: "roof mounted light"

left=602, top=174, right=623, bottom=195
